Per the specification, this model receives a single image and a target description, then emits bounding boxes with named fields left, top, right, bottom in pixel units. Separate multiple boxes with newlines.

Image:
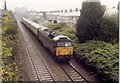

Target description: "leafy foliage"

left=2, top=11, right=20, bottom=81
left=44, top=20, right=118, bottom=82
left=74, top=40, right=118, bottom=82
left=76, top=1, right=104, bottom=42
left=100, top=14, right=119, bottom=43
left=43, top=22, right=68, bottom=30
left=4, top=21, right=18, bottom=35
left=43, top=22, right=76, bottom=40
left=0, top=41, right=2, bottom=55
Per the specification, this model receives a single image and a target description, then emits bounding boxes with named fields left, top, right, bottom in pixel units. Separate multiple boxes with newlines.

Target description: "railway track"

left=60, top=62, right=89, bottom=82
left=17, top=16, right=97, bottom=82
left=17, top=19, right=57, bottom=81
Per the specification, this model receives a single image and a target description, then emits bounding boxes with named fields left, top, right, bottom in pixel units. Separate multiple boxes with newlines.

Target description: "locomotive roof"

left=31, top=22, right=40, bottom=29
left=23, top=18, right=31, bottom=24
left=39, top=25, right=49, bottom=31
left=53, top=35, right=70, bottom=41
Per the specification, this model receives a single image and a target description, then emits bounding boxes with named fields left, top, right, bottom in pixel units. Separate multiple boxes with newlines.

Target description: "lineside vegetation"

left=31, top=1, right=118, bottom=82
left=43, top=19, right=118, bottom=82
left=1, top=11, right=20, bottom=81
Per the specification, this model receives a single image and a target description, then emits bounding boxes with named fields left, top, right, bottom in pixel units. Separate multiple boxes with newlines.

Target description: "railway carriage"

left=22, top=18, right=39, bottom=36
left=22, top=17, right=73, bottom=62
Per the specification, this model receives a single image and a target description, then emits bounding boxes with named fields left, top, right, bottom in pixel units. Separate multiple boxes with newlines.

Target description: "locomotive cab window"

left=57, top=41, right=72, bottom=47
left=65, top=42, right=72, bottom=46
left=57, top=42, right=64, bottom=47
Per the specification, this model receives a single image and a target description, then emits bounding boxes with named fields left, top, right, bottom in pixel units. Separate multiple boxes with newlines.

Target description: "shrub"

left=74, top=40, right=118, bottom=82
left=2, top=11, right=20, bottom=81
left=100, top=14, right=118, bottom=43
left=4, top=21, right=18, bottom=35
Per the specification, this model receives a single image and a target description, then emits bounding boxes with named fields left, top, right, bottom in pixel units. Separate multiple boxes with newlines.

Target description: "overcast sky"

left=0, top=0, right=119, bottom=11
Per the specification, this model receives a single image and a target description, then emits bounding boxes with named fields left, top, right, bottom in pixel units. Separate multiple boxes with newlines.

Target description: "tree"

left=100, top=14, right=119, bottom=43
left=76, top=0, right=104, bottom=42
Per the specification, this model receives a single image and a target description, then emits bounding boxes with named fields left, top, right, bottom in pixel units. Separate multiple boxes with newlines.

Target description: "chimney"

left=75, top=8, right=78, bottom=11
left=55, top=10, right=57, bottom=13
left=61, top=10, right=63, bottom=12
left=70, top=9, right=72, bottom=12
left=65, top=9, right=67, bottom=12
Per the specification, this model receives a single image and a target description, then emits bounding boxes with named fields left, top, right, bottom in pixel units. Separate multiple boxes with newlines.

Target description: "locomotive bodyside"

left=37, top=27, right=54, bottom=52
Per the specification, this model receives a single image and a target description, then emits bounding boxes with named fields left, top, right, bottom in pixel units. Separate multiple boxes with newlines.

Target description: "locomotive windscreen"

left=57, top=41, right=72, bottom=47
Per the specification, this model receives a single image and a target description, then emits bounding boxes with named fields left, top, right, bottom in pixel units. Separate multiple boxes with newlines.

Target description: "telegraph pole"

left=4, top=0, right=7, bottom=10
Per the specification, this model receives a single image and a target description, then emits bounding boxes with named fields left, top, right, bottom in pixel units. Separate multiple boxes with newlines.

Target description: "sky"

left=0, top=0, right=119, bottom=11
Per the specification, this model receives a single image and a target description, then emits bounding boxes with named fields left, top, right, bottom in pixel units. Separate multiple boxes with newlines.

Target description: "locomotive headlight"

left=65, top=43, right=68, bottom=46
left=65, top=42, right=72, bottom=47
left=65, top=52, right=67, bottom=54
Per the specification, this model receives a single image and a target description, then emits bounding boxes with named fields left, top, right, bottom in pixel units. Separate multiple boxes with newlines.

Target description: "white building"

left=46, top=8, right=80, bottom=25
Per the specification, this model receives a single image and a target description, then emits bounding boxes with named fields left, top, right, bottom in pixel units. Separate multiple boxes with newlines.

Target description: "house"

left=46, top=8, right=80, bottom=25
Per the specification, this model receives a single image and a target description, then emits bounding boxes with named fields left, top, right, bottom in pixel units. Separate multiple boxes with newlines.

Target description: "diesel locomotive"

left=22, top=18, right=73, bottom=61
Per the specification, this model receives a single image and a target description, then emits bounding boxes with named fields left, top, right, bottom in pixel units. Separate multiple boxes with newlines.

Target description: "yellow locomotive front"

left=53, top=36, right=73, bottom=61
left=56, top=42, right=73, bottom=56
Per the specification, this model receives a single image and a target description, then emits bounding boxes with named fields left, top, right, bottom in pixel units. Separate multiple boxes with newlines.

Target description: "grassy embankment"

left=43, top=22, right=118, bottom=82
left=0, top=26, right=2, bottom=70
left=1, top=11, right=20, bottom=81
left=0, top=26, right=2, bottom=55
left=0, top=41, right=1, bottom=54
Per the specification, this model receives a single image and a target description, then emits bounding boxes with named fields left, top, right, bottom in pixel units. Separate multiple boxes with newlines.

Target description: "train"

left=22, top=18, right=73, bottom=62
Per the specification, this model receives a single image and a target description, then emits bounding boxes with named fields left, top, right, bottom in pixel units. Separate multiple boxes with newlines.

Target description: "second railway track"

left=60, top=62, right=89, bottom=82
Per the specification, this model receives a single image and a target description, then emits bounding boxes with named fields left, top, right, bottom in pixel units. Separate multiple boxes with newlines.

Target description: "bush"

left=2, top=11, right=20, bottom=81
left=100, top=14, right=118, bottom=43
left=53, top=20, right=57, bottom=23
left=74, top=40, right=118, bottom=82
left=4, top=21, right=18, bottom=35
left=43, top=22, right=76, bottom=41
left=44, top=21, right=119, bottom=82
